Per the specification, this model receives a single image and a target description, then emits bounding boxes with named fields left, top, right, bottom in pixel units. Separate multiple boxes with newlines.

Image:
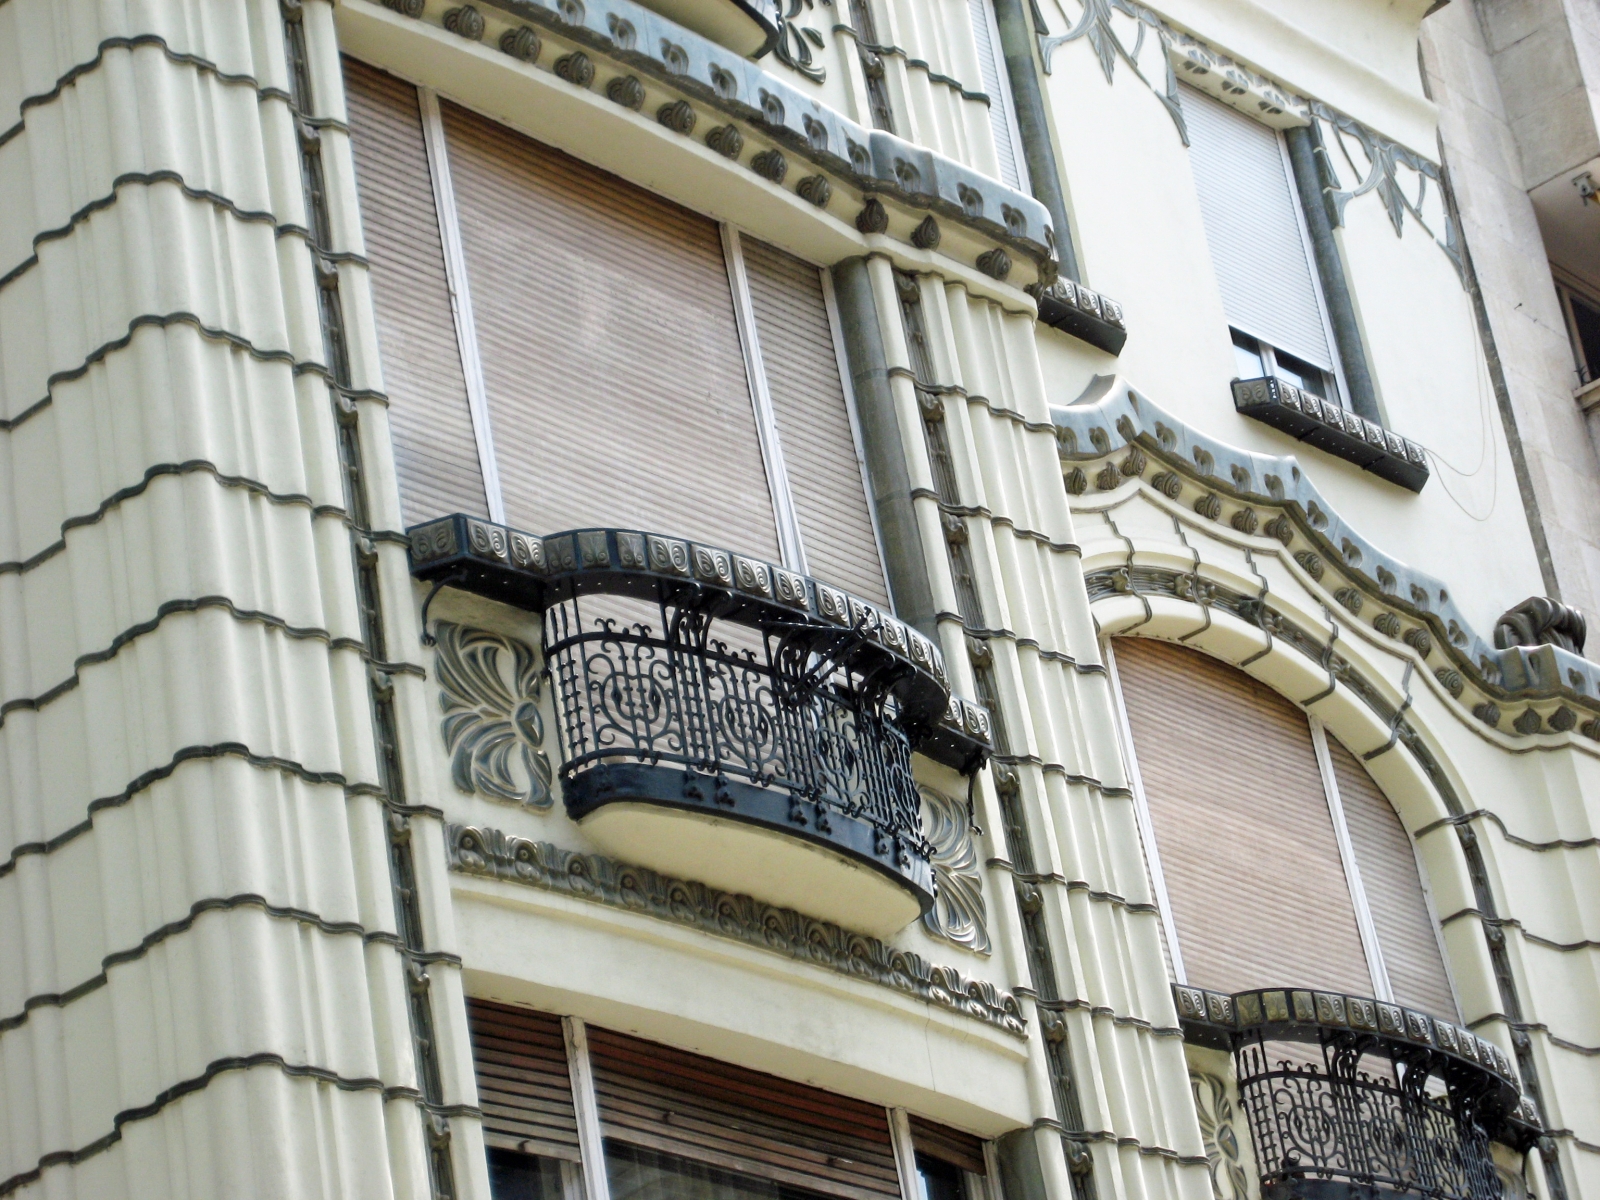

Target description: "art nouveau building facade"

left=1, top=1, right=1599, bottom=1200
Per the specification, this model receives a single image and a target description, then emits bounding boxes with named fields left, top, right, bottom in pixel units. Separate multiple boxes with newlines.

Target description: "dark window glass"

left=1570, top=291, right=1600, bottom=384
left=1272, top=348, right=1327, bottom=399
left=489, top=1149, right=566, bottom=1200
left=1231, top=329, right=1265, bottom=380
left=606, top=1143, right=829, bottom=1200
left=917, top=1153, right=970, bottom=1200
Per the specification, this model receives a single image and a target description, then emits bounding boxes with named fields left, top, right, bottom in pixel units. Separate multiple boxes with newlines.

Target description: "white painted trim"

left=887, top=1107, right=926, bottom=1200
left=1309, top=715, right=1393, bottom=1002
left=821, top=264, right=897, bottom=609
left=981, top=1140, right=1005, bottom=1200
left=721, top=224, right=808, bottom=573
left=418, top=85, right=505, bottom=524
left=1102, top=638, right=1187, bottom=984
left=1277, top=128, right=1353, bottom=409
left=975, top=0, right=1030, bottom=193
left=562, top=1016, right=612, bottom=1200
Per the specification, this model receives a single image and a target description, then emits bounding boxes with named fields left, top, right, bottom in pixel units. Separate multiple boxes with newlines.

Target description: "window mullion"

left=562, top=1016, right=614, bottom=1200
left=1309, top=715, right=1393, bottom=1002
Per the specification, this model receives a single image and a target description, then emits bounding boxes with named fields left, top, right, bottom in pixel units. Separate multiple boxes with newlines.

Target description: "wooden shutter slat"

left=441, top=102, right=779, bottom=557
left=468, top=1000, right=582, bottom=1158
left=1326, top=735, right=1459, bottom=1019
left=342, top=59, right=489, bottom=525
left=586, top=1027, right=900, bottom=1200
left=741, top=237, right=890, bottom=605
left=1114, top=638, right=1372, bottom=996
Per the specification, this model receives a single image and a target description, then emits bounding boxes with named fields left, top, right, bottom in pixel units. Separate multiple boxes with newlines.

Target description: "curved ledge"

left=1053, top=376, right=1600, bottom=724
left=446, top=822, right=1028, bottom=1034
left=408, top=0, right=1056, bottom=275
left=566, top=763, right=935, bottom=929
left=407, top=515, right=992, bottom=769
left=1173, top=983, right=1539, bottom=1146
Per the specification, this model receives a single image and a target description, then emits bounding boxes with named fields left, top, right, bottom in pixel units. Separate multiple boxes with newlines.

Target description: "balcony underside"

left=567, top=763, right=933, bottom=936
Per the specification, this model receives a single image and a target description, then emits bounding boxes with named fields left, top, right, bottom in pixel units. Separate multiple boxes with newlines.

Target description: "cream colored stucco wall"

left=4, top=1, right=1599, bottom=1200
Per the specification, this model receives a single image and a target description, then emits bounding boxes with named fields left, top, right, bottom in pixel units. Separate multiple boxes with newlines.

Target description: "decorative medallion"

left=435, top=623, right=554, bottom=811
left=919, top=786, right=990, bottom=954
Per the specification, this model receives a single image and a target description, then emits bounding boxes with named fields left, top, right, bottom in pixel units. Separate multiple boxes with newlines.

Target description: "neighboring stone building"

left=1, top=4, right=1598, bottom=1200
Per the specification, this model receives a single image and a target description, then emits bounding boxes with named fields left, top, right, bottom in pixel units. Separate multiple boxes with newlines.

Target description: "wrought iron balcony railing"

left=1176, top=984, right=1539, bottom=1200
left=409, top=516, right=994, bottom=913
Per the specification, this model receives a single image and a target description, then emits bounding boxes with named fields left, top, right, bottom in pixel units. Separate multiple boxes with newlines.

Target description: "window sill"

left=1231, top=376, right=1429, bottom=492
left=1575, top=376, right=1600, bottom=413
left=1029, top=278, right=1127, bottom=356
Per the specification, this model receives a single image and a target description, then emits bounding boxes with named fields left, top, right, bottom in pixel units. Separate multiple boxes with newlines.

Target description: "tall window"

left=965, top=0, right=1027, bottom=191
left=1109, top=638, right=1457, bottom=1018
left=345, top=58, right=890, bottom=606
left=468, top=1002, right=997, bottom=1200
left=1182, top=86, right=1345, bottom=406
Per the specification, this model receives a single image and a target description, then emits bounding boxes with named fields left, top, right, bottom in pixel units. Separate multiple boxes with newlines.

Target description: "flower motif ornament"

left=920, top=784, right=990, bottom=953
left=435, top=622, right=554, bottom=810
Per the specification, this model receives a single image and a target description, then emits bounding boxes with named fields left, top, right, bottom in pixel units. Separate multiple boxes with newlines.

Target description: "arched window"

left=1109, top=637, right=1456, bottom=1015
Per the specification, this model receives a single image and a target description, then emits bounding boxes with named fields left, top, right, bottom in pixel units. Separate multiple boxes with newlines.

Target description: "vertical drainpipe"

left=1283, top=125, right=1384, bottom=425
left=830, top=257, right=939, bottom=638
left=989, top=0, right=1079, bottom=282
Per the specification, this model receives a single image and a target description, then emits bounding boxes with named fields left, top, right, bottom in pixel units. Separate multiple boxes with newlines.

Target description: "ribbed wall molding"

left=0, top=2, right=479, bottom=1197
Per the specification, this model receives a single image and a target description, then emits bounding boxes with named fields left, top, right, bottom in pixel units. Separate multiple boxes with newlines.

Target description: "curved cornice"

left=1052, top=376, right=1600, bottom=737
left=373, top=0, right=1056, bottom=281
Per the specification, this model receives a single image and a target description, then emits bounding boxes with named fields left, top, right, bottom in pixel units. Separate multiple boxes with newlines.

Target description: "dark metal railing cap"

left=407, top=514, right=992, bottom=770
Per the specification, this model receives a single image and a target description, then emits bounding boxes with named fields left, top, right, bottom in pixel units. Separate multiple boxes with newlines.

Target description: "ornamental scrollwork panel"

left=920, top=784, right=991, bottom=953
left=1190, top=1069, right=1253, bottom=1200
left=435, top=621, right=555, bottom=811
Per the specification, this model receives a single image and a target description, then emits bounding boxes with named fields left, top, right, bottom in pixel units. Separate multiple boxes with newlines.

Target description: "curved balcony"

left=409, top=516, right=993, bottom=935
left=1175, top=984, right=1540, bottom=1200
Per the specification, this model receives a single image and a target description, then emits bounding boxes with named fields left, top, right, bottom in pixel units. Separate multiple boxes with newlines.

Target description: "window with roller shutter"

left=1110, top=637, right=1458, bottom=1019
left=343, top=59, right=892, bottom=615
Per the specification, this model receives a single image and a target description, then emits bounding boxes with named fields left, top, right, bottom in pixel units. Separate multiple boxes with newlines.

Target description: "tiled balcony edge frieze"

left=1054, top=376, right=1600, bottom=733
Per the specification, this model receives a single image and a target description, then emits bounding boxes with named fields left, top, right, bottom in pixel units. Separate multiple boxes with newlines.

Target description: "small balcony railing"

left=408, top=516, right=994, bottom=917
left=1175, top=984, right=1540, bottom=1200
left=544, top=587, right=927, bottom=877
left=1238, top=1036, right=1500, bottom=1200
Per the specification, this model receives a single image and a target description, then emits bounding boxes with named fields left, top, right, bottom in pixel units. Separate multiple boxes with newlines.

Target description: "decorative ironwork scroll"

left=1236, top=1034, right=1502, bottom=1200
left=543, top=588, right=929, bottom=857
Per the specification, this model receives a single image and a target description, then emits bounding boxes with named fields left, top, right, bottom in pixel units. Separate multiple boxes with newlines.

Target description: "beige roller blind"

left=741, top=237, right=889, bottom=604
left=467, top=1000, right=582, bottom=1160
left=343, top=59, right=488, bottom=525
left=586, top=1026, right=902, bottom=1200
left=441, top=102, right=779, bottom=557
left=1114, top=637, right=1372, bottom=996
left=1327, top=735, right=1458, bottom=1018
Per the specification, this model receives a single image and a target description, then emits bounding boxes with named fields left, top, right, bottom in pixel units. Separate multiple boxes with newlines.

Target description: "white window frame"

left=721, top=224, right=808, bottom=574
left=419, top=85, right=506, bottom=523
left=970, top=0, right=1030, bottom=193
